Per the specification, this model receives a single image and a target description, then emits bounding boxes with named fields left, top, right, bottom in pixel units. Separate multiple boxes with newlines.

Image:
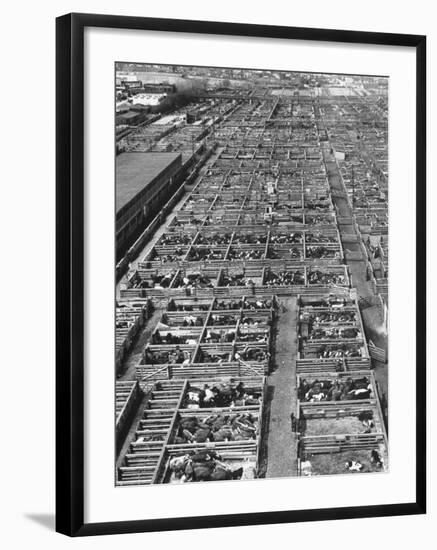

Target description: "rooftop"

left=116, top=152, right=181, bottom=213
left=116, top=110, right=141, bottom=120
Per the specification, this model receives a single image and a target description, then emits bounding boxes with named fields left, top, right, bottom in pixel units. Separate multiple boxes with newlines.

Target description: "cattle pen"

left=115, top=70, right=388, bottom=485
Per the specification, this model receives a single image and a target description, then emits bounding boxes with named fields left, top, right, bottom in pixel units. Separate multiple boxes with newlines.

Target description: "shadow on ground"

left=258, top=384, right=275, bottom=477
left=25, top=513, right=55, bottom=531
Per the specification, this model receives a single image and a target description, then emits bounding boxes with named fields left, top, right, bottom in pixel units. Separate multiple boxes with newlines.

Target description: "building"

left=116, top=71, right=137, bottom=85
left=132, top=93, right=167, bottom=107
left=115, top=110, right=148, bottom=126
left=116, top=152, right=182, bottom=256
left=186, top=111, right=198, bottom=124
left=122, top=80, right=143, bottom=89
left=143, top=83, right=175, bottom=94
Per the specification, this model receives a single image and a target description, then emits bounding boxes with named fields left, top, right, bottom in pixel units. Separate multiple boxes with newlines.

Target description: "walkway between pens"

left=263, top=296, right=298, bottom=478
left=321, top=143, right=389, bottom=413
left=119, top=308, right=163, bottom=381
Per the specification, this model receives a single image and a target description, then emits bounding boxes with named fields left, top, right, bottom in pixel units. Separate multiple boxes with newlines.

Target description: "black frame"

left=56, top=12, right=426, bottom=537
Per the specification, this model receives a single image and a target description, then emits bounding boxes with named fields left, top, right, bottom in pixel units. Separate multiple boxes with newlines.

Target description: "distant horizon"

left=115, top=61, right=389, bottom=81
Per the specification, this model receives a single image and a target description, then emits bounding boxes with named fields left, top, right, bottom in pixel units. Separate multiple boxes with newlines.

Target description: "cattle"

left=345, top=460, right=363, bottom=472
left=299, top=377, right=372, bottom=402
left=370, top=449, right=384, bottom=468
left=169, top=451, right=245, bottom=483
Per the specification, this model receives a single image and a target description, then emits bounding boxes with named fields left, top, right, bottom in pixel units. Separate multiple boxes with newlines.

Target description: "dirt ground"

left=262, top=297, right=299, bottom=478
left=304, top=416, right=365, bottom=436
left=304, top=449, right=385, bottom=476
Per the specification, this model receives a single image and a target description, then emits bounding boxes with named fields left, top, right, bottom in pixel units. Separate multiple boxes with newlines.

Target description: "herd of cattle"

left=116, top=86, right=388, bottom=484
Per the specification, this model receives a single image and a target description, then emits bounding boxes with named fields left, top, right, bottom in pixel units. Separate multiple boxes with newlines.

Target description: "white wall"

left=0, top=0, right=434, bottom=548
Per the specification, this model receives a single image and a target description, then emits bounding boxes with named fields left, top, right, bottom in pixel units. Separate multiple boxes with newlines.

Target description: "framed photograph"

left=56, top=13, right=426, bottom=536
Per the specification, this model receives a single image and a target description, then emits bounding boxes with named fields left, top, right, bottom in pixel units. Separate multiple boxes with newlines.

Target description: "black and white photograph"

left=115, top=63, right=389, bottom=486
left=0, top=1, right=430, bottom=544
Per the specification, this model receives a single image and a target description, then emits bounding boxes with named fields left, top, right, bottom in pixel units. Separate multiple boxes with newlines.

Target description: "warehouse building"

left=143, top=82, right=175, bottom=94
left=115, top=109, right=148, bottom=126
left=116, top=152, right=182, bottom=257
